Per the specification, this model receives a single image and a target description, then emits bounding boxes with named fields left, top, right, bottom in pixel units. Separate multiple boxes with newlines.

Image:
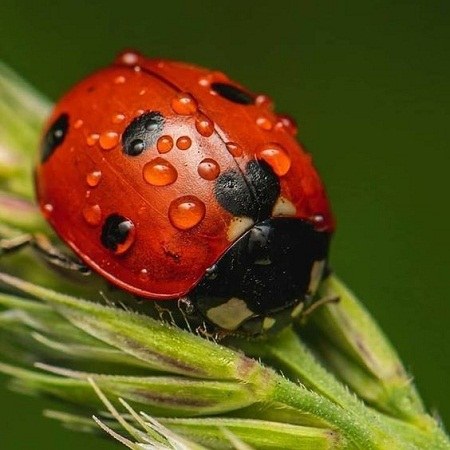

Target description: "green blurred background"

left=1, top=1, right=449, bottom=448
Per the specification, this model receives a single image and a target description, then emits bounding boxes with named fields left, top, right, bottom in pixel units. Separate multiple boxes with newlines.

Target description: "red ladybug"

left=34, top=51, right=334, bottom=336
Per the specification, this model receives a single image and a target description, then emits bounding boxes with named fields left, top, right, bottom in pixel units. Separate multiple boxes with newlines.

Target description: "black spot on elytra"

left=211, top=83, right=254, bottom=105
left=122, top=111, right=164, bottom=156
left=41, top=113, right=69, bottom=162
left=101, top=214, right=134, bottom=252
left=214, top=160, right=280, bottom=222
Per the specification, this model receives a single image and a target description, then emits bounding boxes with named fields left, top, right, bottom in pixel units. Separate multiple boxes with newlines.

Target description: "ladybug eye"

left=41, top=113, right=69, bottom=162
left=211, top=83, right=254, bottom=105
left=101, top=214, right=136, bottom=255
left=122, top=111, right=164, bottom=156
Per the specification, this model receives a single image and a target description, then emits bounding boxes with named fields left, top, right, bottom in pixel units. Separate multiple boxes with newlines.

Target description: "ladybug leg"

left=301, top=295, right=340, bottom=320
left=0, top=234, right=33, bottom=254
left=0, top=233, right=90, bottom=275
left=31, top=233, right=90, bottom=275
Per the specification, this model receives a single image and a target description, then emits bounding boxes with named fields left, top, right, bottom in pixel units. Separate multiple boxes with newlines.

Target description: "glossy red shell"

left=35, top=52, right=334, bottom=300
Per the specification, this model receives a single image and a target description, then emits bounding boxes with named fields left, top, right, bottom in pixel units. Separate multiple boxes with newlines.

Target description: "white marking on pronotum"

left=227, top=216, right=254, bottom=241
left=272, top=196, right=297, bottom=217
left=206, top=297, right=254, bottom=330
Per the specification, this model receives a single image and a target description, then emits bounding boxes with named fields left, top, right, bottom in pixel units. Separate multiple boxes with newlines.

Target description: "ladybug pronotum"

left=34, top=51, right=334, bottom=336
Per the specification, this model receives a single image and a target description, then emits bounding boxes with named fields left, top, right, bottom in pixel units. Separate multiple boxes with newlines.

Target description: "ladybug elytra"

left=34, top=51, right=334, bottom=336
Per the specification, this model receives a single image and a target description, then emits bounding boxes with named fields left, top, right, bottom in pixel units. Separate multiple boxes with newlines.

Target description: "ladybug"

left=32, top=51, right=334, bottom=336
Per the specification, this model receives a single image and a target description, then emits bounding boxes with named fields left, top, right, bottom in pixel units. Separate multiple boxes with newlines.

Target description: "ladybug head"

left=188, top=158, right=331, bottom=336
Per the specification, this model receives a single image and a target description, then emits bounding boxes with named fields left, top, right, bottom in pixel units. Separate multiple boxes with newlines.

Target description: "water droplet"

left=86, top=170, right=102, bottom=187
left=74, top=119, right=84, bottom=129
left=43, top=203, right=53, bottom=217
left=139, top=268, right=149, bottom=281
left=275, top=114, right=298, bottom=135
left=134, top=66, right=141, bottom=73
left=198, top=158, right=220, bottom=180
left=171, top=93, right=198, bottom=115
left=99, top=131, right=120, bottom=150
left=114, top=75, right=126, bottom=84
left=169, top=195, right=205, bottom=230
left=127, top=139, right=145, bottom=156
left=112, top=113, right=126, bottom=124
left=255, top=94, right=273, bottom=108
left=87, top=133, right=99, bottom=147
left=143, top=157, right=178, bottom=186
left=139, top=89, right=147, bottom=96
left=83, top=204, right=102, bottom=226
left=226, top=142, right=243, bottom=157
left=176, top=136, right=192, bottom=150
left=101, top=214, right=136, bottom=255
left=195, top=114, right=214, bottom=137
left=256, top=116, right=273, bottom=130
left=311, top=214, right=324, bottom=225
left=157, top=135, right=173, bottom=154
left=198, top=77, right=210, bottom=87
left=116, top=50, right=141, bottom=65
left=257, top=143, right=291, bottom=176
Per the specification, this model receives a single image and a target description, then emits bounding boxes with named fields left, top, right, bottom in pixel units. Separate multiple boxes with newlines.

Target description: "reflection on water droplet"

left=74, top=119, right=83, bottom=129
left=139, top=268, right=149, bottom=281
left=99, top=131, right=120, bottom=150
left=171, top=93, right=198, bottom=115
left=169, top=196, right=205, bottom=230
left=275, top=114, right=298, bottom=135
left=86, top=170, right=102, bottom=187
left=143, top=158, right=178, bottom=186
left=116, top=50, right=140, bottom=65
left=157, top=135, right=173, bottom=153
left=226, top=142, right=243, bottom=157
left=195, top=114, right=214, bottom=137
left=83, top=204, right=102, bottom=226
left=257, top=143, right=291, bottom=176
left=43, top=203, right=53, bottom=217
left=255, top=94, right=273, bottom=108
left=112, top=113, right=126, bottom=124
left=198, top=158, right=220, bottom=180
left=256, top=116, right=273, bottom=130
left=114, top=75, right=126, bottom=84
left=87, top=134, right=99, bottom=147
left=176, top=136, right=192, bottom=150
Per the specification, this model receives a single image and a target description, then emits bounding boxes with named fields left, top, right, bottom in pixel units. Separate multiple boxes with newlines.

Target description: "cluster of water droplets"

left=64, top=57, right=300, bottom=261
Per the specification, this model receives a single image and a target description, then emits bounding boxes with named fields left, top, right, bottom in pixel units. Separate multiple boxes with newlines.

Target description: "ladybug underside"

left=36, top=51, right=334, bottom=335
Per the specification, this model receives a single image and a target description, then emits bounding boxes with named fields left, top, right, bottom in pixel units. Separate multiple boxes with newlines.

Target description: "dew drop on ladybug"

left=86, top=133, right=99, bottom=147
left=112, top=113, right=126, bottom=124
left=226, top=142, right=243, bottom=157
left=82, top=204, right=102, bottom=226
left=176, top=136, right=192, bottom=150
left=143, top=158, right=178, bottom=186
left=99, top=131, right=120, bottom=150
left=256, top=143, right=291, bottom=176
left=195, top=114, right=215, bottom=137
left=256, top=116, right=273, bottom=130
left=157, top=135, right=173, bottom=153
left=198, top=158, right=220, bottom=181
left=169, top=196, right=206, bottom=230
left=86, top=170, right=102, bottom=187
left=171, top=93, right=198, bottom=115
